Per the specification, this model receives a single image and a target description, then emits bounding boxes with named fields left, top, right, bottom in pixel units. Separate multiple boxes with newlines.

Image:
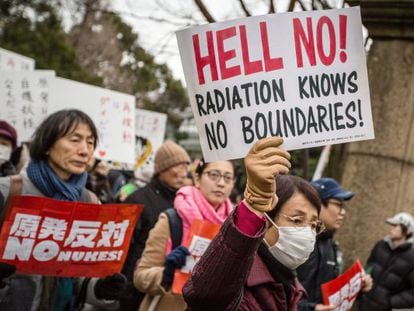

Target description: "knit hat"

left=0, top=121, right=17, bottom=149
left=154, top=140, right=190, bottom=175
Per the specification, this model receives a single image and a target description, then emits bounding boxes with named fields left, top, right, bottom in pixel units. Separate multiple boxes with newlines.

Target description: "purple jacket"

left=183, top=209, right=306, bottom=310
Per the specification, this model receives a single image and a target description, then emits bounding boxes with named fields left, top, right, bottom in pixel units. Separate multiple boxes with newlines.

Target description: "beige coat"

left=134, top=213, right=186, bottom=311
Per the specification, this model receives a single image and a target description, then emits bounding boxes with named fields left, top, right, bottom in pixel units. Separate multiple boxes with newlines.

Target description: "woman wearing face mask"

left=0, top=121, right=18, bottom=177
left=183, top=137, right=322, bottom=310
left=133, top=159, right=235, bottom=310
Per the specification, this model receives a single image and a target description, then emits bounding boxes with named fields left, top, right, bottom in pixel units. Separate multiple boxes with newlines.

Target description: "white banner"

left=49, top=77, right=136, bottom=164
left=177, top=7, right=374, bottom=161
left=0, top=48, right=35, bottom=71
left=0, top=70, right=55, bottom=142
left=134, top=109, right=167, bottom=172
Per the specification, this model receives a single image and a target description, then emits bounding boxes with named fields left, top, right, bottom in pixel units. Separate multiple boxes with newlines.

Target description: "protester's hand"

left=315, top=304, right=336, bottom=311
left=362, top=274, right=373, bottom=292
left=162, top=246, right=190, bottom=288
left=94, top=273, right=128, bottom=300
left=244, top=137, right=291, bottom=214
left=0, top=262, right=16, bottom=288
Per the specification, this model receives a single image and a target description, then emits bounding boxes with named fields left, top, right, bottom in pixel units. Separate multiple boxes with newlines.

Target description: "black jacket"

left=297, top=231, right=340, bottom=310
left=120, top=176, right=176, bottom=311
left=359, top=238, right=414, bottom=311
left=0, top=161, right=16, bottom=177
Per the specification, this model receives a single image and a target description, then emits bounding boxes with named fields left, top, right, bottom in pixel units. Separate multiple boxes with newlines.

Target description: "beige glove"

left=244, top=137, right=291, bottom=213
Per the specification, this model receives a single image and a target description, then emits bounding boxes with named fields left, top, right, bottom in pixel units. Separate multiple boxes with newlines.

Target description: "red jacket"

left=183, top=209, right=306, bottom=310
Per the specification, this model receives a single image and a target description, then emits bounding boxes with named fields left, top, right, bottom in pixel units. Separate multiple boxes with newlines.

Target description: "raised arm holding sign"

left=183, top=137, right=324, bottom=310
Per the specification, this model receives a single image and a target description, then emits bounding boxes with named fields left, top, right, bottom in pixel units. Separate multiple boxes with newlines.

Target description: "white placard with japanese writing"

left=134, top=109, right=167, bottom=172
left=0, top=47, right=35, bottom=71
left=49, top=77, right=136, bottom=164
left=0, top=70, right=55, bottom=142
left=176, top=7, right=374, bottom=161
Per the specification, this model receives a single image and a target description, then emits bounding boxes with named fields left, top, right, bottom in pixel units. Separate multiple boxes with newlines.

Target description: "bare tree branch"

left=238, top=0, right=251, bottom=16
left=111, top=9, right=192, bottom=27
left=153, top=0, right=202, bottom=23
left=148, top=30, right=177, bottom=57
left=193, top=0, right=216, bottom=23
left=298, top=0, right=308, bottom=11
left=268, top=0, right=276, bottom=13
left=287, top=0, right=296, bottom=12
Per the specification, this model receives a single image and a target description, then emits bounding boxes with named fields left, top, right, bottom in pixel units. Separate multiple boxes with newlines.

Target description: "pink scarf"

left=174, top=185, right=234, bottom=244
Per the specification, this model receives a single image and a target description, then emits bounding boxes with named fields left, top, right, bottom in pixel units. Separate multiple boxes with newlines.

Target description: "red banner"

left=0, top=195, right=142, bottom=277
left=172, top=219, right=221, bottom=294
left=321, top=260, right=364, bottom=310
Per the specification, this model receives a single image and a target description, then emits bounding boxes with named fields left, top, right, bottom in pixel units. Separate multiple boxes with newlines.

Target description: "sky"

left=112, top=0, right=292, bottom=84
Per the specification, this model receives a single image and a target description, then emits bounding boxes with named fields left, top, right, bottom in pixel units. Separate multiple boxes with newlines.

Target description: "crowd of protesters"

left=0, top=111, right=413, bottom=310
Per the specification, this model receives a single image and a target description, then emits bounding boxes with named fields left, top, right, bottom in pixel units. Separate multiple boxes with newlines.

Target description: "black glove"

left=0, top=262, right=16, bottom=288
left=94, top=273, right=128, bottom=300
left=161, top=246, right=190, bottom=289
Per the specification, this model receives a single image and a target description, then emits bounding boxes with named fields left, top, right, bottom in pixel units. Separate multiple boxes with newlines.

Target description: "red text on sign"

left=193, top=22, right=284, bottom=85
left=293, top=15, right=348, bottom=68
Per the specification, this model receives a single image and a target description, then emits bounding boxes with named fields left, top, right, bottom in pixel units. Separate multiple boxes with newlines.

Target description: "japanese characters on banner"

left=134, top=109, right=167, bottom=172
left=0, top=47, right=35, bottom=71
left=0, top=196, right=143, bottom=277
left=0, top=70, right=55, bottom=142
left=321, top=260, right=364, bottom=310
left=49, top=77, right=136, bottom=164
left=172, top=220, right=220, bottom=294
left=176, top=7, right=374, bottom=161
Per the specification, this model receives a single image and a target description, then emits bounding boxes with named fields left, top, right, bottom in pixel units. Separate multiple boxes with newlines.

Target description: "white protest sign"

left=0, top=70, right=55, bottom=142
left=177, top=7, right=374, bottom=161
left=134, top=109, right=167, bottom=172
left=0, top=47, right=35, bottom=71
left=49, top=77, right=136, bottom=164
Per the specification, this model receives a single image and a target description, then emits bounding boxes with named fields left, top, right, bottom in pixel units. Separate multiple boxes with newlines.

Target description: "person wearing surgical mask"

left=0, top=121, right=18, bottom=177
left=183, top=137, right=322, bottom=310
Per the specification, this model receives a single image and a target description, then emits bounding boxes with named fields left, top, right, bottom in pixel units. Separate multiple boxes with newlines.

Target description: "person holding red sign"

left=297, top=177, right=372, bottom=311
left=133, top=159, right=235, bottom=310
left=359, top=212, right=414, bottom=311
left=183, top=137, right=323, bottom=310
left=0, top=109, right=128, bottom=311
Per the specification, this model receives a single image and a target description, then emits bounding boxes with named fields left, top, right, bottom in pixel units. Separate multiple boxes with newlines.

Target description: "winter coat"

left=134, top=212, right=185, bottom=311
left=123, top=177, right=177, bottom=279
left=0, top=171, right=107, bottom=311
left=296, top=231, right=340, bottom=310
left=134, top=186, right=233, bottom=311
left=183, top=209, right=306, bottom=310
left=0, top=161, right=17, bottom=177
left=121, top=177, right=177, bottom=310
left=359, top=238, right=414, bottom=311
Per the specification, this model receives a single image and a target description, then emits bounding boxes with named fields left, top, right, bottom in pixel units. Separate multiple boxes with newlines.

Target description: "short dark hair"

left=267, top=175, right=321, bottom=220
left=30, top=109, right=98, bottom=161
left=195, top=158, right=236, bottom=176
left=400, top=224, right=413, bottom=239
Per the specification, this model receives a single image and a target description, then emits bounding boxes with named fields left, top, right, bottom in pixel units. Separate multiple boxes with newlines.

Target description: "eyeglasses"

left=328, top=200, right=347, bottom=211
left=277, top=213, right=326, bottom=235
left=202, top=170, right=234, bottom=184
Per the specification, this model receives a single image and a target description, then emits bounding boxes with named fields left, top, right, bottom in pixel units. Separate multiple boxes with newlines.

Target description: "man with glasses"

left=297, top=177, right=355, bottom=311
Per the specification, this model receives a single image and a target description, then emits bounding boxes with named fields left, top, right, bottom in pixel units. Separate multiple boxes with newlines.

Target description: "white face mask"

left=264, top=213, right=316, bottom=269
left=0, top=144, right=12, bottom=164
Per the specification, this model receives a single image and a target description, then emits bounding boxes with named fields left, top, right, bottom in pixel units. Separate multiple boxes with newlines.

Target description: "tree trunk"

left=337, top=0, right=414, bottom=267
